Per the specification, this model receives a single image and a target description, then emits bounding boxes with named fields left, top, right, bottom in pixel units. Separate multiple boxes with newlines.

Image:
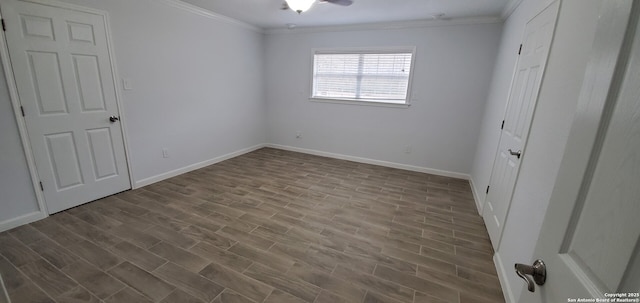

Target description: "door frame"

left=481, top=0, right=561, bottom=249
left=0, top=0, right=134, bottom=225
left=477, top=31, right=522, bottom=215
left=479, top=1, right=553, bottom=215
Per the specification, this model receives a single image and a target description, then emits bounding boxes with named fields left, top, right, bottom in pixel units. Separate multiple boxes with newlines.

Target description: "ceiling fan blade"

left=320, top=0, right=353, bottom=6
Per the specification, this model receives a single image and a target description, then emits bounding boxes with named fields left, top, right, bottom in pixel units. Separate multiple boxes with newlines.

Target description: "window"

left=311, top=47, right=415, bottom=105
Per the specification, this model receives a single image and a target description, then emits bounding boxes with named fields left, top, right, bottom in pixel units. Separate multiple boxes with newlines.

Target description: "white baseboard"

left=494, top=252, right=515, bottom=303
left=266, top=144, right=470, bottom=180
left=0, top=211, right=47, bottom=233
left=469, top=177, right=485, bottom=214
left=134, top=143, right=267, bottom=188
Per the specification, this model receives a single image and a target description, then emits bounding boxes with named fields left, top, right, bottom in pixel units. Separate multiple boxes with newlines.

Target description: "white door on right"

left=483, top=1, right=559, bottom=248
left=519, top=1, right=640, bottom=301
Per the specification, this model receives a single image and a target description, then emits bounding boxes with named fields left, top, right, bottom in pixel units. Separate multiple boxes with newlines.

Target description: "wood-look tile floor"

left=0, top=148, right=504, bottom=303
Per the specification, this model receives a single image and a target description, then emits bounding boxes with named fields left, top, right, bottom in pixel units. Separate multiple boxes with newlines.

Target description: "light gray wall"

left=264, top=23, right=502, bottom=176
left=0, top=61, right=40, bottom=223
left=495, top=1, right=601, bottom=301
left=0, top=0, right=267, bottom=228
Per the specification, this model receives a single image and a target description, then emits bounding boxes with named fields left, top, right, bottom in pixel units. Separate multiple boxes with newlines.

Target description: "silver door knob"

left=515, top=259, right=546, bottom=292
left=508, top=149, right=522, bottom=159
left=109, top=116, right=120, bottom=123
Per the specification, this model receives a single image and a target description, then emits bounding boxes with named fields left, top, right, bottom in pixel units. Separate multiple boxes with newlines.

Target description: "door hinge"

left=39, top=181, right=44, bottom=191
left=20, top=106, right=25, bottom=116
left=518, top=44, right=523, bottom=55
left=501, top=120, right=505, bottom=130
left=1, top=19, right=6, bottom=32
left=486, top=185, right=490, bottom=194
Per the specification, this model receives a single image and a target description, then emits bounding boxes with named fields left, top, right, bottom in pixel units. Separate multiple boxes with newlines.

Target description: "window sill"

left=309, top=98, right=411, bottom=108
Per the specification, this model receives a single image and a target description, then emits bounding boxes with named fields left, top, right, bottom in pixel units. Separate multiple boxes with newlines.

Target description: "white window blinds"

left=312, top=50, right=414, bottom=104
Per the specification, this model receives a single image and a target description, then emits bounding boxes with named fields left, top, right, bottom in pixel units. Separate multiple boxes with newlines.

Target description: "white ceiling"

left=179, top=0, right=510, bottom=29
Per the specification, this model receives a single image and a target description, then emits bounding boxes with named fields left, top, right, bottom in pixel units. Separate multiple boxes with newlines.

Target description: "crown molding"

left=501, top=0, right=525, bottom=19
left=265, top=16, right=503, bottom=35
left=155, top=0, right=264, bottom=33
left=155, top=0, right=508, bottom=35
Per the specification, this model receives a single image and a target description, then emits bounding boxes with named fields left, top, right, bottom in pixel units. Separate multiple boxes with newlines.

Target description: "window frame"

left=309, top=46, right=417, bottom=108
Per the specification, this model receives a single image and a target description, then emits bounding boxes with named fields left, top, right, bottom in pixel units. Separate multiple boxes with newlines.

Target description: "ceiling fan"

left=282, top=0, right=353, bottom=14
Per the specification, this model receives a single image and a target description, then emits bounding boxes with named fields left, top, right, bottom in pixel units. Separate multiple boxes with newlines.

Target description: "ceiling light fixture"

left=285, top=0, right=315, bottom=14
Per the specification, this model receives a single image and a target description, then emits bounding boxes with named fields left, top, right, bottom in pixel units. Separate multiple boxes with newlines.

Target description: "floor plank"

left=199, top=261, right=273, bottom=302
left=107, top=262, right=175, bottom=301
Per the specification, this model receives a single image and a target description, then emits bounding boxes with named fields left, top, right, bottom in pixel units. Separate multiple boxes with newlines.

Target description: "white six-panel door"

left=483, top=1, right=559, bottom=248
left=521, top=1, right=640, bottom=300
left=2, top=0, right=130, bottom=213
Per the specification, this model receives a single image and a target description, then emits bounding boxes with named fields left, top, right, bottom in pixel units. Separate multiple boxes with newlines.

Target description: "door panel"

left=21, top=14, right=54, bottom=39
left=86, top=128, right=119, bottom=180
left=67, top=21, right=95, bottom=44
left=520, top=1, right=639, bottom=301
left=2, top=0, right=130, bottom=213
left=73, top=54, right=106, bottom=112
left=483, top=1, right=559, bottom=248
left=28, top=51, right=68, bottom=115
left=45, top=132, right=83, bottom=189
left=515, top=66, right=539, bottom=137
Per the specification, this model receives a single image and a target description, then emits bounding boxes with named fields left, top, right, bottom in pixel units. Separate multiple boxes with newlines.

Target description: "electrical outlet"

left=162, top=148, right=169, bottom=158
left=296, top=131, right=302, bottom=139
left=405, top=146, right=412, bottom=154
